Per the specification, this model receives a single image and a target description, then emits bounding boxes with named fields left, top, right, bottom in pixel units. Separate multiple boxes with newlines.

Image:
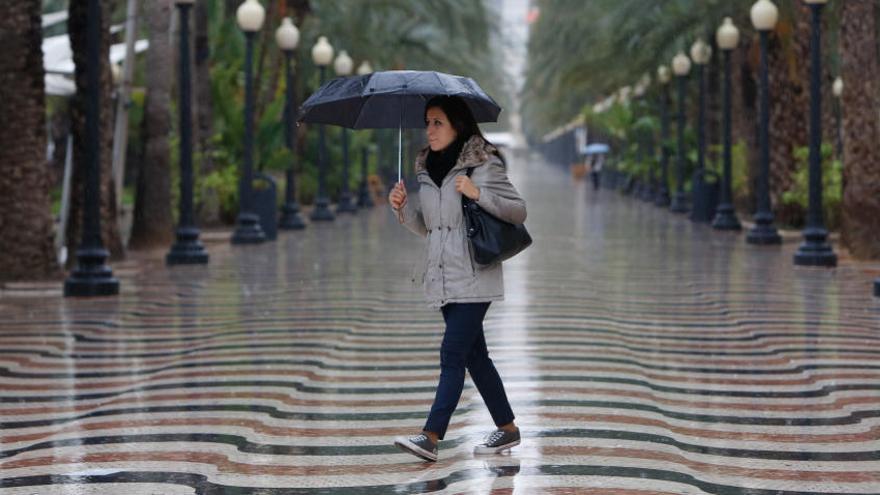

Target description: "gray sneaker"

left=474, top=427, right=520, bottom=454
left=394, top=433, right=438, bottom=462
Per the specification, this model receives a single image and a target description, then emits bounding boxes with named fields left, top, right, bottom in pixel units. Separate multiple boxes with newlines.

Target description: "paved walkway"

left=2, top=150, right=880, bottom=494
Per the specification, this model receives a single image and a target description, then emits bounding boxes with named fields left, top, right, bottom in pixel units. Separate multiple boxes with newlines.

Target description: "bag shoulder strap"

left=462, top=167, right=476, bottom=208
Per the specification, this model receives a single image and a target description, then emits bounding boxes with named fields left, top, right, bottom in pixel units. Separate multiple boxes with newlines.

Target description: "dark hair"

left=425, top=95, right=506, bottom=166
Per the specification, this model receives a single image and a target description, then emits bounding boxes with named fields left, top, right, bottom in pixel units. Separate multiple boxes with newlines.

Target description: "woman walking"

left=388, top=95, right=526, bottom=462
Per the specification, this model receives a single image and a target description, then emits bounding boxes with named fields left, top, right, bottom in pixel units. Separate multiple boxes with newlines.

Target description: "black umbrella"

left=298, top=70, right=501, bottom=182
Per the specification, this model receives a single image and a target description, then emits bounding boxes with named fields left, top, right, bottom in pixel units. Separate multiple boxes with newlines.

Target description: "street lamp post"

left=310, top=36, right=335, bottom=221
left=64, top=0, right=119, bottom=296
left=670, top=52, right=691, bottom=214
left=713, top=17, right=743, bottom=231
left=746, top=0, right=782, bottom=245
left=167, top=0, right=209, bottom=264
left=794, top=0, right=836, bottom=266
left=276, top=17, right=306, bottom=230
left=334, top=50, right=356, bottom=213
left=689, top=39, right=712, bottom=222
left=655, top=65, right=672, bottom=207
left=231, top=0, right=266, bottom=244
left=356, top=60, right=374, bottom=208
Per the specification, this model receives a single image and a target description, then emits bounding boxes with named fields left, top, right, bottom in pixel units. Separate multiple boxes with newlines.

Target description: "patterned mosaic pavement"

left=2, top=150, right=880, bottom=494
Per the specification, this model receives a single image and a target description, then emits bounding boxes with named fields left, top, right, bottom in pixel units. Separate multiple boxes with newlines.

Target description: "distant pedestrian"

left=388, top=95, right=525, bottom=462
left=590, top=153, right=604, bottom=191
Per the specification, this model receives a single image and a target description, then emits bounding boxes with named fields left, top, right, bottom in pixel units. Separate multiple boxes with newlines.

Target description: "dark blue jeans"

left=424, top=302, right=515, bottom=440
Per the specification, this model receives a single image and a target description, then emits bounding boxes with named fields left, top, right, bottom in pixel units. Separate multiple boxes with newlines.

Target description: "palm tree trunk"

left=194, top=0, right=213, bottom=175
left=732, top=36, right=759, bottom=213
left=193, top=0, right=222, bottom=226
left=765, top=8, right=811, bottom=227
left=67, top=0, right=125, bottom=262
left=840, top=0, right=880, bottom=259
left=0, top=0, right=60, bottom=281
left=129, top=0, right=174, bottom=249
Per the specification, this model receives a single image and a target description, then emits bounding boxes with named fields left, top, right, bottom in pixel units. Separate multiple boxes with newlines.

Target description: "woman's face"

left=425, top=107, right=457, bottom=152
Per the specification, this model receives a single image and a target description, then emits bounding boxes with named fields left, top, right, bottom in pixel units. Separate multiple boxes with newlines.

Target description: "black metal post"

left=690, top=61, right=709, bottom=222
left=65, top=0, right=119, bottom=296
left=746, top=30, right=781, bottom=245
left=311, top=65, right=335, bottom=221
left=655, top=84, right=671, bottom=207
left=670, top=73, right=690, bottom=213
left=232, top=31, right=266, bottom=244
left=794, top=3, right=836, bottom=266
left=279, top=49, right=306, bottom=230
left=357, top=144, right=374, bottom=207
left=713, top=48, right=742, bottom=231
left=336, top=127, right=356, bottom=213
left=167, top=2, right=209, bottom=264
left=645, top=130, right=657, bottom=202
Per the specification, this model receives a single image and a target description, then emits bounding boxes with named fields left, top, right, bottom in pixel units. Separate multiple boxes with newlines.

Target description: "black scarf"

left=426, top=137, right=466, bottom=187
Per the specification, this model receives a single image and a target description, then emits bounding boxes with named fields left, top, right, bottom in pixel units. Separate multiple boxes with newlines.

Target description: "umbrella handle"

left=398, top=124, right=402, bottom=184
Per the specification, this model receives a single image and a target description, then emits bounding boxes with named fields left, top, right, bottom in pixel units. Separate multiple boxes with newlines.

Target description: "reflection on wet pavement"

left=1, top=150, right=880, bottom=494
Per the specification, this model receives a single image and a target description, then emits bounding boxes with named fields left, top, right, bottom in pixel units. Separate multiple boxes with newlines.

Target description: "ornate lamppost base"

left=279, top=203, right=306, bottom=230
left=712, top=204, right=742, bottom=231
left=166, top=227, right=209, bottom=264
left=793, top=247, right=837, bottom=267
left=310, top=198, right=336, bottom=221
left=358, top=185, right=374, bottom=208
left=654, top=188, right=671, bottom=207
left=670, top=193, right=689, bottom=213
left=746, top=215, right=781, bottom=245
left=232, top=213, right=266, bottom=244
left=336, top=192, right=358, bottom=213
left=64, top=248, right=120, bottom=297
left=793, top=227, right=837, bottom=267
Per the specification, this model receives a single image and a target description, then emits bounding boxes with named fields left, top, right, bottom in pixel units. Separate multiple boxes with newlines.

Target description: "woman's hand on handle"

left=389, top=181, right=408, bottom=210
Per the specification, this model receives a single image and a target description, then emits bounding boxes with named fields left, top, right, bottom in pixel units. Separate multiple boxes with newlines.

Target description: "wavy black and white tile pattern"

left=2, top=154, right=880, bottom=495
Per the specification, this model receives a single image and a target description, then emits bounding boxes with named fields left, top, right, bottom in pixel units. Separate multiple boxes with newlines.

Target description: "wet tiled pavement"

left=2, top=150, right=880, bottom=494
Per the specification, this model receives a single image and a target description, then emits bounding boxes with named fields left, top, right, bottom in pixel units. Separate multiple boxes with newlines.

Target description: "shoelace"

left=412, top=434, right=428, bottom=443
left=485, top=430, right=505, bottom=445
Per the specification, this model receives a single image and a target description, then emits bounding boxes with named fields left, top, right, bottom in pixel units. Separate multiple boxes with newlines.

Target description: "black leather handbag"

left=461, top=168, right=532, bottom=265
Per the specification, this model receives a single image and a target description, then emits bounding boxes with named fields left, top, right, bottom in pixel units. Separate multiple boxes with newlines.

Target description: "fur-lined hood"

left=414, top=135, right=500, bottom=174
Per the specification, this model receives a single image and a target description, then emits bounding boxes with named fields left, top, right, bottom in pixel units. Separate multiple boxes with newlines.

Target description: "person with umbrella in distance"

left=388, top=95, right=526, bottom=462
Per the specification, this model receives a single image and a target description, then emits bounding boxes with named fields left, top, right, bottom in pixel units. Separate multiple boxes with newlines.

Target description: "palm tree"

left=523, top=0, right=839, bottom=228
left=839, top=0, right=880, bottom=259
left=129, top=0, right=174, bottom=249
left=67, top=0, right=125, bottom=260
left=765, top=3, right=811, bottom=226
left=0, top=0, right=60, bottom=281
left=194, top=0, right=223, bottom=225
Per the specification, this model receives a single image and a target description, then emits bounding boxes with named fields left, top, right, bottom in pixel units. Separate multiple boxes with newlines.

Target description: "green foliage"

left=585, top=98, right=686, bottom=187
left=193, top=0, right=501, bottom=218
left=782, top=143, right=842, bottom=230
left=199, top=163, right=240, bottom=221
left=729, top=140, right=749, bottom=202
left=523, top=0, right=756, bottom=136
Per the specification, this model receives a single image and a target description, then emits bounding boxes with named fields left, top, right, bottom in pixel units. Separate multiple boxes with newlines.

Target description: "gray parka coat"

left=393, top=135, right=527, bottom=309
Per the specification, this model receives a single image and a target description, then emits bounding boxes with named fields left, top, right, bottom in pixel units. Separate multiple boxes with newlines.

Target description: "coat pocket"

left=410, top=243, right=428, bottom=285
left=463, top=229, right=477, bottom=277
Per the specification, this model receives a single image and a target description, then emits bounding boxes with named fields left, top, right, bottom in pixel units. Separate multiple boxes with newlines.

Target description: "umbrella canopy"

left=583, top=143, right=610, bottom=155
left=298, top=70, right=501, bottom=129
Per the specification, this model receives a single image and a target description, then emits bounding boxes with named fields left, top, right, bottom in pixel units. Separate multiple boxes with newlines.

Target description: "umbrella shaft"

left=398, top=126, right=402, bottom=184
